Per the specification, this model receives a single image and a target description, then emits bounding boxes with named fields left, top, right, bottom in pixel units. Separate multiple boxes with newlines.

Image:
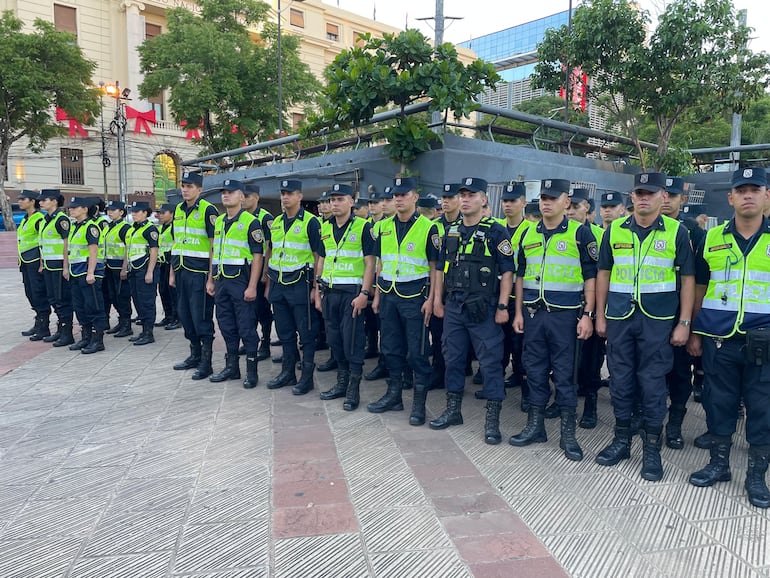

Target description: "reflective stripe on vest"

left=605, top=215, right=679, bottom=320
left=40, top=212, right=68, bottom=270
left=172, top=200, right=214, bottom=270
left=105, top=221, right=129, bottom=261
left=269, top=211, right=317, bottom=280
left=127, top=222, right=154, bottom=265
left=378, top=216, right=432, bottom=286
left=520, top=220, right=584, bottom=308
left=212, top=211, right=257, bottom=277
left=320, top=217, right=366, bottom=286
left=17, top=211, right=44, bottom=261
left=694, top=224, right=770, bottom=338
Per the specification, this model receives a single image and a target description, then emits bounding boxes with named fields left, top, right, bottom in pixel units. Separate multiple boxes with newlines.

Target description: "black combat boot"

left=596, top=421, right=632, bottom=466
left=630, top=399, right=644, bottom=436
left=367, top=378, right=403, bottom=413
left=343, top=373, right=362, bottom=411
left=665, top=404, right=687, bottom=449
left=694, top=430, right=715, bottom=449
left=579, top=392, right=598, bottom=429
left=113, top=319, right=133, bottom=338
left=174, top=342, right=202, bottom=370
left=267, top=354, right=297, bottom=389
left=544, top=400, right=560, bottom=419
left=746, top=445, right=770, bottom=509
left=316, top=355, right=338, bottom=372
left=641, top=429, right=664, bottom=481
left=243, top=355, right=258, bottom=389
left=402, top=367, right=413, bottom=390
left=69, top=324, right=92, bottom=351
left=320, top=369, right=350, bottom=400
left=132, top=328, right=155, bottom=346
left=484, top=400, right=503, bottom=445
left=81, top=329, right=105, bottom=354
left=21, top=316, right=38, bottom=336
left=292, top=362, right=315, bottom=395
left=409, top=384, right=428, bottom=426
left=105, top=320, right=121, bottom=334
left=29, top=315, right=51, bottom=341
left=52, top=320, right=75, bottom=347
left=364, top=360, right=389, bottom=381
left=560, top=407, right=583, bottom=461
left=509, top=405, right=547, bottom=446
left=210, top=352, right=241, bottom=382
left=191, top=339, right=213, bottom=380
left=257, top=336, right=271, bottom=361
left=429, top=391, right=463, bottom=429
left=43, top=320, right=62, bottom=343
left=689, top=437, right=732, bottom=487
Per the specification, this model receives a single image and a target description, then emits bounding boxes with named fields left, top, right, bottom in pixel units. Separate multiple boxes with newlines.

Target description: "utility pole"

left=730, top=9, right=748, bottom=172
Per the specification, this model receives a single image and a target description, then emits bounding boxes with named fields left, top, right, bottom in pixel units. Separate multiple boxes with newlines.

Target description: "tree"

left=306, top=29, right=499, bottom=168
left=533, top=0, right=770, bottom=171
left=138, top=0, right=318, bottom=155
left=0, top=12, right=99, bottom=231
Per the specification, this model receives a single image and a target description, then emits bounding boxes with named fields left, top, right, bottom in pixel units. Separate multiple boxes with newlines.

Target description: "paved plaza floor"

left=0, top=266, right=768, bottom=577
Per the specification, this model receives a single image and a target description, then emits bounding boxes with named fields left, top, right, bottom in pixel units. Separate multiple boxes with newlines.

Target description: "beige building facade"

left=1, top=0, right=449, bottom=205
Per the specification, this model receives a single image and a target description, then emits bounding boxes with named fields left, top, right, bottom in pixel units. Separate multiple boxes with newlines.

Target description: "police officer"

left=661, top=176, right=706, bottom=448
left=38, top=189, right=75, bottom=347
left=318, top=190, right=333, bottom=222
left=353, top=196, right=370, bottom=220
left=17, top=190, right=50, bottom=340
left=315, top=189, right=338, bottom=374
left=207, top=179, right=263, bottom=388
left=509, top=180, right=597, bottom=461
left=368, top=191, right=385, bottom=225
left=266, top=179, right=322, bottom=395
left=567, top=187, right=605, bottom=429
left=155, top=203, right=180, bottom=330
left=125, top=201, right=159, bottom=346
left=66, top=197, right=107, bottom=354
left=525, top=201, right=542, bottom=223
left=103, top=200, right=134, bottom=338
left=171, top=171, right=218, bottom=379
left=241, top=183, right=274, bottom=361
left=317, top=184, right=376, bottom=409
left=599, top=191, right=625, bottom=229
left=431, top=177, right=513, bottom=444
left=417, top=195, right=440, bottom=220
left=687, top=167, right=770, bottom=509
left=595, top=172, right=695, bottom=481
left=371, top=177, right=438, bottom=422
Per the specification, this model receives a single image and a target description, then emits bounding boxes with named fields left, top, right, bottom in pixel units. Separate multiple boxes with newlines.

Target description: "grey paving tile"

left=0, top=485, right=38, bottom=519
left=0, top=410, right=50, bottom=428
left=206, top=433, right=271, bottom=461
left=82, top=507, right=186, bottom=556
left=172, top=569, right=268, bottom=578
left=3, top=434, right=81, bottom=460
left=274, top=533, right=369, bottom=578
left=3, top=496, right=107, bottom=538
left=645, top=544, right=763, bottom=578
left=197, top=459, right=269, bottom=489
left=35, top=465, right=127, bottom=499
left=29, top=415, right=101, bottom=437
left=560, top=470, right=658, bottom=509
left=0, top=536, right=84, bottom=578
left=0, top=426, right=31, bottom=448
left=69, top=551, right=172, bottom=578
left=156, top=410, right=219, bottom=431
left=482, top=461, right=565, bottom=498
left=359, top=506, right=453, bottom=553
left=0, top=457, right=56, bottom=485
left=110, top=477, right=197, bottom=511
left=697, top=515, right=770, bottom=568
left=188, top=486, right=270, bottom=525
left=146, top=427, right=213, bottom=452
left=348, top=471, right=428, bottom=510
left=128, top=451, right=205, bottom=479
left=62, top=441, right=142, bottom=468
left=338, top=445, right=409, bottom=479
left=646, top=483, right=755, bottom=522
left=370, top=549, right=472, bottom=578
left=84, top=418, right=156, bottom=444
left=0, top=394, right=68, bottom=411
left=173, top=520, right=269, bottom=573
left=509, top=492, right=612, bottom=536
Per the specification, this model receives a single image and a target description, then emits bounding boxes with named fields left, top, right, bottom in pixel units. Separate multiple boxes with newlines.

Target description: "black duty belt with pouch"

left=746, top=328, right=770, bottom=366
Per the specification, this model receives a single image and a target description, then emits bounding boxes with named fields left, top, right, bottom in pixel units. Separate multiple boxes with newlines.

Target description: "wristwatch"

left=582, top=311, right=595, bottom=320
left=497, top=303, right=508, bottom=310
left=360, top=289, right=371, bottom=297
left=678, top=319, right=691, bottom=327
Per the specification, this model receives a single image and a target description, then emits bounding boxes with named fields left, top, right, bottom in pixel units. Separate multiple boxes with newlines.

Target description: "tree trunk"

left=0, top=151, right=16, bottom=232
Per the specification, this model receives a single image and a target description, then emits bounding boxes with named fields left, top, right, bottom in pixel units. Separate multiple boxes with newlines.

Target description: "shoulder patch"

left=497, top=239, right=513, bottom=256
left=209, top=214, right=217, bottom=226
left=61, top=219, right=70, bottom=231
left=431, top=233, right=441, bottom=250
left=265, top=219, right=274, bottom=230
left=252, top=229, right=264, bottom=243
left=587, top=241, right=599, bottom=261
left=89, top=226, right=99, bottom=238
left=150, top=231, right=159, bottom=241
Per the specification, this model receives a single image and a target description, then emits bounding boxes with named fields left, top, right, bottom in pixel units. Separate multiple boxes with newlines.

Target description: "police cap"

left=634, top=172, right=667, bottom=193
left=501, top=183, right=526, bottom=200
left=540, top=179, right=570, bottom=198
left=181, top=171, right=203, bottom=186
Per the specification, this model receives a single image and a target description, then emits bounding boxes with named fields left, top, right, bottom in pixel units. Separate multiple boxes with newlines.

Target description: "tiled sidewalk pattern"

left=0, top=266, right=768, bottom=577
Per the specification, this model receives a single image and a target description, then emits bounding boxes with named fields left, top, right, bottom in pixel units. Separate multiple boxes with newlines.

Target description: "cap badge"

left=465, top=178, right=472, bottom=186
left=744, top=169, right=753, bottom=178
left=544, top=180, right=552, bottom=189
left=666, top=178, right=673, bottom=187
left=395, top=178, right=402, bottom=186
left=607, top=193, right=613, bottom=200
left=640, top=174, right=649, bottom=184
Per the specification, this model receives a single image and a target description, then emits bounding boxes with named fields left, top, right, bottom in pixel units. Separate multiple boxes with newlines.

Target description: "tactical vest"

left=68, top=219, right=104, bottom=277
left=605, top=215, right=679, bottom=320
left=378, top=215, right=432, bottom=298
left=158, top=223, right=173, bottom=263
left=320, top=217, right=366, bottom=287
left=104, top=220, right=130, bottom=269
left=443, top=218, right=500, bottom=297
left=269, top=210, right=317, bottom=284
left=521, top=219, right=584, bottom=308
left=172, top=199, right=214, bottom=272
left=40, top=211, right=69, bottom=271
left=212, top=210, right=257, bottom=278
left=507, top=219, right=531, bottom=298
left=590, top=222, right=604, bottom=243
left=694, top=223, right=770, bottom=338
left=17, top=211, right=44, bottom=263
left=127, top=222, right=154, bottom=269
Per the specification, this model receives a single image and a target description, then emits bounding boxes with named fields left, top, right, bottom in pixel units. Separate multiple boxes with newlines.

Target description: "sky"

left=323, top=0, right=770, bottom=54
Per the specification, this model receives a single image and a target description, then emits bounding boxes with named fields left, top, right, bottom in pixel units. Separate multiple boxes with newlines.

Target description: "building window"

left=326, top=23, right=339, bottom=42
left=354, top=31, right=366, bottom=48
left=53, top=4, right=77, bottom=38
left=145, top=22, right=161, bottom=40
left=289, top=8, right=304, bottom=28
left=153, top=151, right=179, bottom=204
left=149, top=96, right=164, bottom=121
left=292, top=113, right=305, bottom=129
left=60, top=148, right=84, bottom=186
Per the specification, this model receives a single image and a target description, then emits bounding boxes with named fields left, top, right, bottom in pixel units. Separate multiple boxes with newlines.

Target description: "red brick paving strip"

left=0, top=339, right=50, bottom=377
left=271, top=395, right=358, bottom=539
left=394, top=429, right=570, bottom=578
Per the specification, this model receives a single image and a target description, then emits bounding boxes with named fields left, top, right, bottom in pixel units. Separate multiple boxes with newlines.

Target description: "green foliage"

left=0, top=11, right=99, bottom=231
left=534, top=0, right=770, bottom=170
left=306, top=29, right=499, bottom=167
left=643, top=147, right=695, bottom=176
left=138, top=0, right=318, bottom=155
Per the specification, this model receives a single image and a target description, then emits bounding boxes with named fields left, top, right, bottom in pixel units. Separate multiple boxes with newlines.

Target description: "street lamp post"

left=277, top=0, right=304, bottom=135
left=104, top=81, right=131, bottom=204
left=97, top=82, right=111, bottom=201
